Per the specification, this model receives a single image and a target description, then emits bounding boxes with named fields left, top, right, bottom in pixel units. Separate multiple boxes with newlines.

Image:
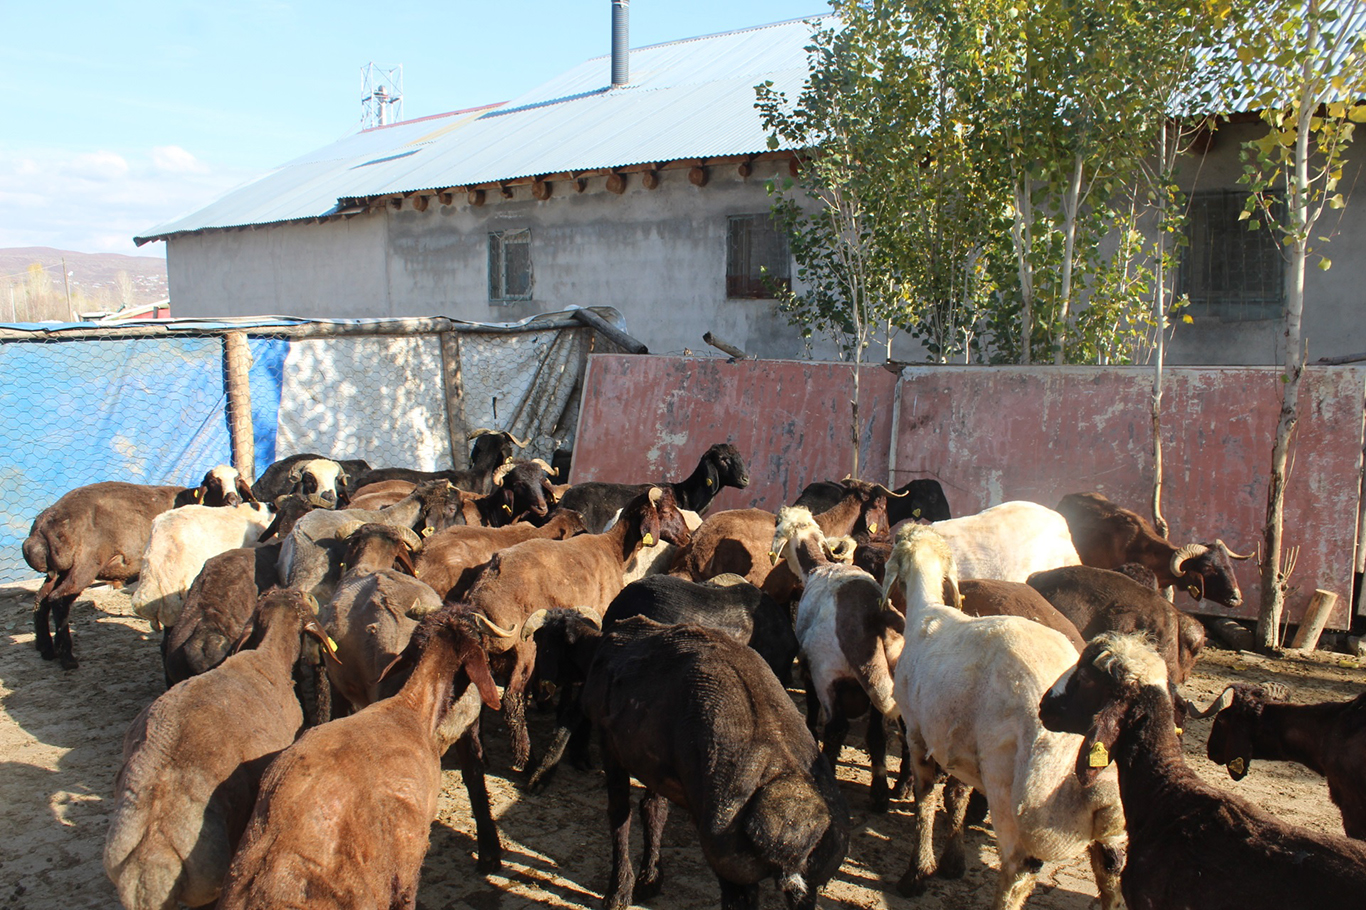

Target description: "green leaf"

left=1182, top=314, right=1194, bottom=324
left=1318, top=257, right=1332, bottom=271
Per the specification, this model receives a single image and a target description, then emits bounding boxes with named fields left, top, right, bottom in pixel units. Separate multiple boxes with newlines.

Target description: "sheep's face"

left=198, top=465, right=254, bottom=507
left=1041, top=633, right=1167, bottom=786
left=469, top=432, right=517, bottom=471
left=1205, top=684, right=1268, bottom=781
left=496, top=461, right=558, bottom=521
left=648, top=488, right=693, bottom=549
left=708, top=443, right=750, bottom=489
left=1177, top=543, right=1246, bottom=608
left=291, top=459, right=344, bottom=507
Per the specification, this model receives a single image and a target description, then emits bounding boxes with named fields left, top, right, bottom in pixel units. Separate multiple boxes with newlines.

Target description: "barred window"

left=726, top=214, right=791, bottom=299
left=488, top=229, right=532, bottom=303
left=1177, top=190, right=1283, bottom=320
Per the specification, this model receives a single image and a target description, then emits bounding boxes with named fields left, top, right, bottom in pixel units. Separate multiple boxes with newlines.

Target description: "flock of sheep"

left=18, top=431, right=1366, bottom=910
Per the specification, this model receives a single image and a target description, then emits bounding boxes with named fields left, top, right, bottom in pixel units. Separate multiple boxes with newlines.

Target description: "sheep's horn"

left=825, top=536, right=857, bottom=562
left=648, top=487, right=663, bottom=505
left=530, top=458, right=557, bottom=477
left=1170, top=543, right=1208, bottom=577
left=521, top=609, right=551, bottom=641
left=1187, top=686, right=1236, bottom=719
left=395, top=526, right=424, bottom=551
left=573, top=605, right=602, bottom=628
left=492, top=463, right=516, bottom=487
left=472, top=613, right=518, bottom=639
left=467, top=427, right=494, bottom=440
left=333, top=519, right=366, bottom=540
left=1215, top=539, right=1255, bottom=561
left=878, top=484, right=910, bottom=498
left=509, top=433, right=532, bottom=448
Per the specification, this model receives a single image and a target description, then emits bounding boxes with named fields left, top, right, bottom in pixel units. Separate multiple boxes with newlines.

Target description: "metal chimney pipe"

left=611, top=0, right=629, bottom=86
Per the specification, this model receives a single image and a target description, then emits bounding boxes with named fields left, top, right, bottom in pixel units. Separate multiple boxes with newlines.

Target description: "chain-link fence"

left=0, top=307, right=640, bottom=584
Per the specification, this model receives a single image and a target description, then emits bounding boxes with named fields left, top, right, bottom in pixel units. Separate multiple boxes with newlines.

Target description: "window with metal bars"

left=488, top=229, right=533, bottom=303
left=1177, top=190, right=1284, bottom=321
left=726, top=214, right=791, bottom=299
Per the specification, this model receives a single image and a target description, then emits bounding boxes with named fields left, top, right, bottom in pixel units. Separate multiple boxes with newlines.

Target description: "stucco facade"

left=167, top=159, right=838, bottom=359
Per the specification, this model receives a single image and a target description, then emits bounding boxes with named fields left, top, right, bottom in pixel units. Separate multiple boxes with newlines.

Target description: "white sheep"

left=131, top=502, right=274, bottom=630
left=770, top=506, right=903, bottom=810
left=930, top=500, right=1080, bottom=582
left=884, top=524, right=1125, bottom=910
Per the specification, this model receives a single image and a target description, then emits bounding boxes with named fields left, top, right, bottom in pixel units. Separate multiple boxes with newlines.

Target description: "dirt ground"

left=1, top=581, right=1362, bottom=910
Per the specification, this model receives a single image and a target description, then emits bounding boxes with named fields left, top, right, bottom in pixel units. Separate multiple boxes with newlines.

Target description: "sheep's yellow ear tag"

left=421, top=526, right=433, bottom=537
left=1088, top=741, right=1111, bottom=768
left=706, top=478, right=713, bottom=487
left=194, top=489, right=203, bottom=501
left=913, top=508, right=921, bottom=518
left=868, top=522, right=878, bottom=534
left=503, top=504, right=513, bottom=514
left=326, top=634, right=340, bottom=652
left=1229, top=757, right=1246, bottom=776
left=1174, top=726, right=1183, bottom=736
left=641, top=532, right=655, bottom=546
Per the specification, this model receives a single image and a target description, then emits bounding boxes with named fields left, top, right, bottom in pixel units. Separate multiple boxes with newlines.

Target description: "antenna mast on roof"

left=360, top=63, right=403, bottom=129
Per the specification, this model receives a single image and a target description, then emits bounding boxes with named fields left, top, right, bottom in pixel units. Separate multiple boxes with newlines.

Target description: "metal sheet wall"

left=574, top=355, right=1365, bottom=628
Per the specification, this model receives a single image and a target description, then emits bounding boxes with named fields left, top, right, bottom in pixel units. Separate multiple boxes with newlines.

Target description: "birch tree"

left=1230, top=0, right=1366, bottom=648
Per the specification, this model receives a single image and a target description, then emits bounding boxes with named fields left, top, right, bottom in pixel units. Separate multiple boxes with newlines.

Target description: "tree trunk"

left=1055, top=153, right=1085, bottom=365
left=1011, top=172, right=1036, bottom=365
left=1256, top=53, right=1315, bottom=649
left=1152, top=128, right=1170, bottom=542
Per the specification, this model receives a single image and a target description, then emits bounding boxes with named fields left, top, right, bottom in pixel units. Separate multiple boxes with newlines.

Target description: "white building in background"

left=137, top=15, right=1366, bottom=366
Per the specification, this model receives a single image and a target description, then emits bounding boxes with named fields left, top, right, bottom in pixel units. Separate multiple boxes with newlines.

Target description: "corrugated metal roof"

left=137, top=16, right=826, bottom=243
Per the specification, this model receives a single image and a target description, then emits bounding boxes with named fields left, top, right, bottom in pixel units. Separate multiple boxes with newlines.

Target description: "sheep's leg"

left=896, top=744, right=940, bottom=896
left=603, top=752, right=636, bottom=910
left=937, top=777, right=973, bottom=879
left=718, top=878, right=759, bottom=910
left=634, top=790, right=668, bottom=901
left=32, top=574, right=57, bottom=660
left=455, top=722, right=503, bottom=874
left=994, top=858, right=1041, bottom=910
left=49, top=595, right=79, bottom=670
left=504, top=651, right=535, bottom=772
left=891, top=720, right=912, bottom=799
left=1087, top=840, right=1124, bottom=910
left=868, top=709, right=890, bottom=812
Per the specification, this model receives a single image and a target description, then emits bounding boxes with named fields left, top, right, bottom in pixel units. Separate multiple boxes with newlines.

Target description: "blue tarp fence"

left=0, top=310, right=627, bottom=585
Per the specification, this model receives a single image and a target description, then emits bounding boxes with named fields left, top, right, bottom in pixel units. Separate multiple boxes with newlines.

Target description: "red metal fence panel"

left=574, top=355, right=1365, bottom=628
left=571, top=356, right=898, bottom=512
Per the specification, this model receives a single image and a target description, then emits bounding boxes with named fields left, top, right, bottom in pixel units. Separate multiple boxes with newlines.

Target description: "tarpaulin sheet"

left=0, top=336, right=287, bottom=584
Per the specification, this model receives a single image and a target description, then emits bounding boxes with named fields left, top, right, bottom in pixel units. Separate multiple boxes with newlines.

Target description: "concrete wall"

left=168, top=160, right=838, bottom=359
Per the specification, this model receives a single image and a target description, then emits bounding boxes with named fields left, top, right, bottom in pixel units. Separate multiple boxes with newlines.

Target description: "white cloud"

left=151, top=145, right=210, bottom=175
left=69, top=150, right=130, bottom=180
left=0, top=145, right=259, bottom=254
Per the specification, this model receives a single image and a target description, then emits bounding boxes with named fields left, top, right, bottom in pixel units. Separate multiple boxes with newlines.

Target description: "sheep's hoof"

left=58, top=653, right=79, bottom=671
left=633, top=876, right=662, bottom=902
left=476, top=852, right=503, bottom=875
left=938, top=845, right=966, bottom=879
left=896, top=868, right=932, bottom=897
left=870, top=788, right=890, bottom=814
left=35, top=640, right=54, bottom=659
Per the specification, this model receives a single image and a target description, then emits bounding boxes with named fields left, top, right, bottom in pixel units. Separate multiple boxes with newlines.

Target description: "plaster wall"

left=166, top=161, right=837, bottom=359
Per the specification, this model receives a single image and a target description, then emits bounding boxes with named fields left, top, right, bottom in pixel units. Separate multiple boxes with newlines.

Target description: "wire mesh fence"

left=0, top=308, right=637, bottom=584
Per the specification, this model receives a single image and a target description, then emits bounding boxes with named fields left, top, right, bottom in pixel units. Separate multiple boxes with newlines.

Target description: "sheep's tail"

left=742, top=774, right=830, bottom=902
left=103, top=795, right=184, bottom=910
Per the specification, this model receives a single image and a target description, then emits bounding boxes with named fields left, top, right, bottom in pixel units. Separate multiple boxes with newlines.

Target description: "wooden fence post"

left=223, top=332, right=255, bottom=481
left=439, top=330, right=468, bottom=469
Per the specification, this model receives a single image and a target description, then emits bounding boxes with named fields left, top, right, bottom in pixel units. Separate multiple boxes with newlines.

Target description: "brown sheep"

left=103, top=589, right=335, bottom=910
left=345, top=479, right=416, bottom=510
left=669, top=479, right=893, bottom=605
left=215, top=608, right=503, bottom=908
left=463, top=487, right=692, bottom=771
left=414, top=509, right=588, bottom=600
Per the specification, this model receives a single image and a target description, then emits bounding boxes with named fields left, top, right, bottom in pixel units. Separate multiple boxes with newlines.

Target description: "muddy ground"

left=1, top=580, right=1362, bottom=910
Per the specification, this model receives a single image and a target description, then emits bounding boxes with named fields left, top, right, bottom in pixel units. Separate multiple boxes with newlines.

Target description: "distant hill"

left=0, top=247, right=168, bottom=321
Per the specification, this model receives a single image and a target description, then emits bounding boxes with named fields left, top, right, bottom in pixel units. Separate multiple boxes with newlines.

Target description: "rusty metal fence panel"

left=574, top=355, right=1365, bottom=628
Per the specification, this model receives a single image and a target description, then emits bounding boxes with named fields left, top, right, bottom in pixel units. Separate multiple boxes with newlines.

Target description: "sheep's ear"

left=303, top=619, right=342, bottom=664
left=236, top=475, right=258, bottom=503
left=1076, top=700, right=1124, bottom=787
left=394, top=547, right=417, bottom=577
left=230, top=614, right=261, bottom=655
left=288, top=463, right=305, bottom=483
left=462, top=645, right=502, bottom=711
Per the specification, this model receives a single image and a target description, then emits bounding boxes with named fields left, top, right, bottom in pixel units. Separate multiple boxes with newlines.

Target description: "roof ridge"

left=579, top=13, right=827, bottom=60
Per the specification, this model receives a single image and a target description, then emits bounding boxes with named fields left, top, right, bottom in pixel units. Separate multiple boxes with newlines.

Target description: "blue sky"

left=1, top=1, right=822, bottom=257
